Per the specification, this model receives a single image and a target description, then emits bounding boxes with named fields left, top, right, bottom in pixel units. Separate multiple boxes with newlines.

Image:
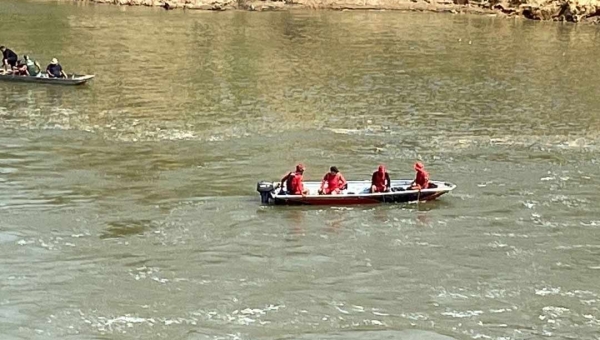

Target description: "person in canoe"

left=280, top=164, right=309, bottom=196
left=409, top=162, right=430, bottom=190
left=46, top=58, right=67, bottom=78
left=1, top=46, right=18, bottom=71
left=318, top=166, right=347, bottom=195
left=16, top=55, right=42, bottom=76
left=371, top=164, right=391, bottom=193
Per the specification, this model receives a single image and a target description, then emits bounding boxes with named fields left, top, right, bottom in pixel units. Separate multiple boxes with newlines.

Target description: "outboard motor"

left=256, top=181, right=275, bottom=204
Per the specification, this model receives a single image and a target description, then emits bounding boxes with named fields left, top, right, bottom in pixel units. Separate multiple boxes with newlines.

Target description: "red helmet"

left=414, top=162, right=424, bottom=171
left=378, top=165, right=385, bottom=173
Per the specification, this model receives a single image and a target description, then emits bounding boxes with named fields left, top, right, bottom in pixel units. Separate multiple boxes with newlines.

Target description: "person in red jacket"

left=318, top=166, right=347, bottom=195
left=371, top=165, right=391, bottom=193
left=409, top=162, right=430, bottom=190
left=280, top=164, right=309, bottom=196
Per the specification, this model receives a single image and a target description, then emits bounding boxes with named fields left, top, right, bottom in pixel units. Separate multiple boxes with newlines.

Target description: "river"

left=1, top=1, right=600, bottom=339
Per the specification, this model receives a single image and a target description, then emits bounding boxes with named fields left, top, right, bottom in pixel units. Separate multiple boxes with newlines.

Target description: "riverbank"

left=74, top=0, right=600, bottom=22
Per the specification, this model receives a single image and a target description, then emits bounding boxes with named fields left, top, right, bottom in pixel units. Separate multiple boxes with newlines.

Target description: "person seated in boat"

left=318, top=166, right=347, bottom=195
left=371, top=165, right=391, bottom=193
left=409, top=162, right=430, bottom=190
left=46, top=58, right=67, bottom=78
left=280, top=164, right=309, bottom=196
left=14, top=58, right=29, bottom=76
left=1, top=46, right=18, bottom=71
left=18, top=55, right=42, bottom=76
left=14, top=59, right=26, bottom=75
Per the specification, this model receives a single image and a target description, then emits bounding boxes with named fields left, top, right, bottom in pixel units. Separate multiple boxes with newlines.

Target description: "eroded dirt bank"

left=74, top=0, right=600, bottom=22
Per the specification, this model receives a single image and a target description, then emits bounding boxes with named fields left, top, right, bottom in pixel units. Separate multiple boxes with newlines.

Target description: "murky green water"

left=1, top=1, right=600, bottom=339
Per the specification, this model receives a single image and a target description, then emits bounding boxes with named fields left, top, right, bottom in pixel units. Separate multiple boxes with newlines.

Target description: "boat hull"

left=0, top=73, right=95, bottom=86
left=257, top=180, right=456, bottom=206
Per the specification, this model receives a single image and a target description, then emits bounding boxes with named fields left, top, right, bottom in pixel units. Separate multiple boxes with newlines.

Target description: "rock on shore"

left=73, top=0, right=600, bottom=22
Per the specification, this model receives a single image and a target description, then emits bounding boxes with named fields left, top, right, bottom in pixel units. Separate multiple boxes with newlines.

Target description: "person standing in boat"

left=371, top=165, right=391, bottom=193
left=46, top=58, right=67, bottom=78
left=1, top=46, right=18, bottom=70
left=280, top=164, right=309, bottom=196
left=17, top=55, right=42, bottom=76
left=318, top=166, right=347, bottom=195
left=409, top=162, right=430, bottom=190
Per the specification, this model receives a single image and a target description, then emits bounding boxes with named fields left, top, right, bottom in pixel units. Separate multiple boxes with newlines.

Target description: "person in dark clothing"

left=46, top=58, right=67, bottom=78
left=1, top=46, right=18, bottom=70
left=371, top=165, right=391, bottom=193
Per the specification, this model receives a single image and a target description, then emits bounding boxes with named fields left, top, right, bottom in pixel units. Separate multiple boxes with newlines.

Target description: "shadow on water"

left=99, top=219, right=156, bottom=239
left=250, top=196, right=454, bottom=237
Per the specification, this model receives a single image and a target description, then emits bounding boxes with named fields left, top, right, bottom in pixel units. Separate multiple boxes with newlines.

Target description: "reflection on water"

left=1, top=0, right=600, bottom=339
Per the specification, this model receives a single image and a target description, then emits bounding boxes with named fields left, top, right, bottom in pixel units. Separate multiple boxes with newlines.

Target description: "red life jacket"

left=372, top=170, right=387, bottom=188
left=322, top=172, right=346, bottom=191
left=414, top=169, right=429, bottom=189
left=286, top=172, right=304, bottom=194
